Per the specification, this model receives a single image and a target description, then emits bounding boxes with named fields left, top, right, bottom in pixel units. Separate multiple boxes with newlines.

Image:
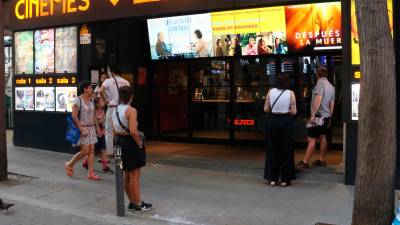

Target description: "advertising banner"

left=35, top=87, right=56, bottom=111
left=15, top=31, right=34, bottom=74
left=15, top=87, right=34, bottom=111
left=35, top=29, right=55, bottom=74
left=351, top=0, right=392, bottom=65
left=56, top=27, right=78, bottom=73
left=56, top=87, right=78, bottom=112
left=147, top=13, right=214, bottom=60
left=285, top=2, right=342, bottom=52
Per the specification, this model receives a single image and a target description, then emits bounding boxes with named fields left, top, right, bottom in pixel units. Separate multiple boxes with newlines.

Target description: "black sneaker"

left=128, top=203, right=135, bottom=212
left=133, top=201, right=152, bottom=212
left=102, top=167, right=114, bottom=174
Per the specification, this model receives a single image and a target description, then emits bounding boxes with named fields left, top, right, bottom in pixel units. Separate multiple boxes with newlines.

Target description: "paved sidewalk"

left=0, top=142, right=354, bottom=225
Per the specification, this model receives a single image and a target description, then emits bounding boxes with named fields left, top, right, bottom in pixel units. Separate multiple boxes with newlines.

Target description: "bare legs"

left=66, top=144, right=100, bottom=179
left=302, top=135, right=327, bottom=163
left=124, top=169, right=142, bottom=205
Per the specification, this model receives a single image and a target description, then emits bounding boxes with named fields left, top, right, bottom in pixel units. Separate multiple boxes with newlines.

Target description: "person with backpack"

left=65, top=81, right=101, bottom=181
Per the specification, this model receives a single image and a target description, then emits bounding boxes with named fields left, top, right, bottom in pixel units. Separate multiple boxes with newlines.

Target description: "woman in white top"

left=263, top=74, right=297, bottom=187
left=112, top=86, right=152, bottom=213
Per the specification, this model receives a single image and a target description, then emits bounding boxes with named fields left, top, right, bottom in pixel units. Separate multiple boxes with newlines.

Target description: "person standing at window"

left=297, top=66, right=335, bottom=169
left=263, top=74, right=297, bottom=187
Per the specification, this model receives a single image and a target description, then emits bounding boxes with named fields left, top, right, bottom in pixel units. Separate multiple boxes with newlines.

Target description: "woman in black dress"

left=112, top=86, right=152, bottom=212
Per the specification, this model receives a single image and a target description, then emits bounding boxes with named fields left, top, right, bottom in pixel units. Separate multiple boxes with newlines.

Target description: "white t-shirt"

left=102, top=76, right=130, bottom=106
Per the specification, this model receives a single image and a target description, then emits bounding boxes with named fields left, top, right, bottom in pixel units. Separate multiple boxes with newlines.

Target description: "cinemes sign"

left=14, top=0, right=161, bottom=20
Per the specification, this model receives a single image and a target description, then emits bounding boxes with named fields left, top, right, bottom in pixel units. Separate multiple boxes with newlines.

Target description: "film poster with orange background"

left=285, top=2, right=342, bottom=52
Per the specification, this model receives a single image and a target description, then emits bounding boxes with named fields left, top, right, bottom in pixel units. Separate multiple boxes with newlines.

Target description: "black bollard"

left=114, top=144, right=125, bottom=217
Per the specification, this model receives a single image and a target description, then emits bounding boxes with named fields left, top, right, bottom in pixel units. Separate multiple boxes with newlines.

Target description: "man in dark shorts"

left=297, top=66, right=335, bottom=169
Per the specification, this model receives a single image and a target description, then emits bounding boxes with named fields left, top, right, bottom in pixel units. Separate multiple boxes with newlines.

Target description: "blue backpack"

left=65, top=97, right=81, bottom=145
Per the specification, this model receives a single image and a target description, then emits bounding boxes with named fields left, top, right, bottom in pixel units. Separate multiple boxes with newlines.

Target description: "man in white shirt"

left=100, top=65, right=130, bottom=155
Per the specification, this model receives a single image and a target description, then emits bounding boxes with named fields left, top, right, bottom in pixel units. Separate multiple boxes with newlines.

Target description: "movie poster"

left=15, top=31, right=34, bottom=74
left=15, top=87, right=34, bottom=111
left=35, top=29, right=55, bottom=74
left=147, top=13, right=214, bottom=60
left=56, top=27, right=78, bottom=73
left=351, top=0, right=392, bottom=65
left=351, top=83, right=360, bottom=120
left=35, top=87, right=55, bottom=111
left=285, top=2, right=342, bottom=52
left=56, top=87, right=77, bottom=112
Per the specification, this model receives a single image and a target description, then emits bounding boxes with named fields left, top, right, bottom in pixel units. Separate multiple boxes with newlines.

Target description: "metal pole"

left=113, top=144, right=124, bottom=217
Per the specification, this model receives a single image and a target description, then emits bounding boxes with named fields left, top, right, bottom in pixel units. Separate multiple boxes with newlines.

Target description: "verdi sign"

left=10, top=0, right=297, bottom=30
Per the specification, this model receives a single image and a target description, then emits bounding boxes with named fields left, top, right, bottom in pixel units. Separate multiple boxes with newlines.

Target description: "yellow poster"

left=259, top=6, right=286, bottom=33
left=211, top=11, right=236, bottom=35
left=351, top=0, right=392, bottom=65
left=233, top=8, right=261, bottom=34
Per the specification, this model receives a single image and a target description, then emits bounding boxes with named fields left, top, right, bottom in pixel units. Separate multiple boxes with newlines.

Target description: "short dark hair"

left=79, top=81, right=92, bottom=94
left=109, top=64, right=121, bottom=75
left=118, top=86, right=133, bottom=104
left=194, top=30, right=202, bottom=39
left=317, top=66, right=328, bottom=78
left=276, top=73, right=290, bottom=90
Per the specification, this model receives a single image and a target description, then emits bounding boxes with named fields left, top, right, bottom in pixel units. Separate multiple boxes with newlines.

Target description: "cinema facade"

left=6, top=0, right=400, bottom=185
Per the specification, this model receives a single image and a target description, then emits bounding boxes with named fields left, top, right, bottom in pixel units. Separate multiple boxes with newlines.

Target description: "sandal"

left=88, top=173, right=101, bottom=181
left=64, top=162, right=73, bottom=177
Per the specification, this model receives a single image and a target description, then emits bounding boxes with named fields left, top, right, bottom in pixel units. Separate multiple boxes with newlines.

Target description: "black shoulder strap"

left=78, top=97, right=82, bottom=120
left=270, top=90, right=286, bottom=111
left=116, top=106, right=129, bottom=132
left=112, top=75, right=120, bottom=98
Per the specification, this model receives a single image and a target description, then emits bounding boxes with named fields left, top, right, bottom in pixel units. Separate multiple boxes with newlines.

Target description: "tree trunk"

left=352, top=0, right=396, bottom=224
left=0, top=0, right=8, bottom=182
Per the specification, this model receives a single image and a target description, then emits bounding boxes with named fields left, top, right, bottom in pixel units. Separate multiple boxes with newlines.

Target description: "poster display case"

left=15, top=87, right=34, bottom=111
left=55, top=27, right=78, bottom=74
left=34, top=87, right=56, bottom=111
left=34, top=29, right=55, bottom=74
left=15, top=31, right=34, bottom=74
left=14, top=26, right=78, bottom=113
left=56, top=87, right=78, bottom=112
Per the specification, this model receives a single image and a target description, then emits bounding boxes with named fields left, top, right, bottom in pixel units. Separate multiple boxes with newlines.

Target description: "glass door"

left=191, top=60, right=231, bottom=139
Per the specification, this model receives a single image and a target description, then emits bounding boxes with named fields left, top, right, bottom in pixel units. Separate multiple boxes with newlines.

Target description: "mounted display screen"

left=147, top=1, right=342, bottom=60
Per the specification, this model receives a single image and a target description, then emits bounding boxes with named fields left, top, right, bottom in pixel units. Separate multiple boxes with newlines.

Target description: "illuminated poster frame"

left=14, top=25, right=79, bottom=113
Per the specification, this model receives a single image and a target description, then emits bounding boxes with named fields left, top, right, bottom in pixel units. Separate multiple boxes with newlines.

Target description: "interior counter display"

left=15, top=87, right=34, bottom=111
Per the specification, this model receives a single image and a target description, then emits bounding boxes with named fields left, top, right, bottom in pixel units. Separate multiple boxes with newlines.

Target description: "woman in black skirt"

left=263, top=74, right=297, bottom=187
left=112, top=86, right=152, bottom=212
